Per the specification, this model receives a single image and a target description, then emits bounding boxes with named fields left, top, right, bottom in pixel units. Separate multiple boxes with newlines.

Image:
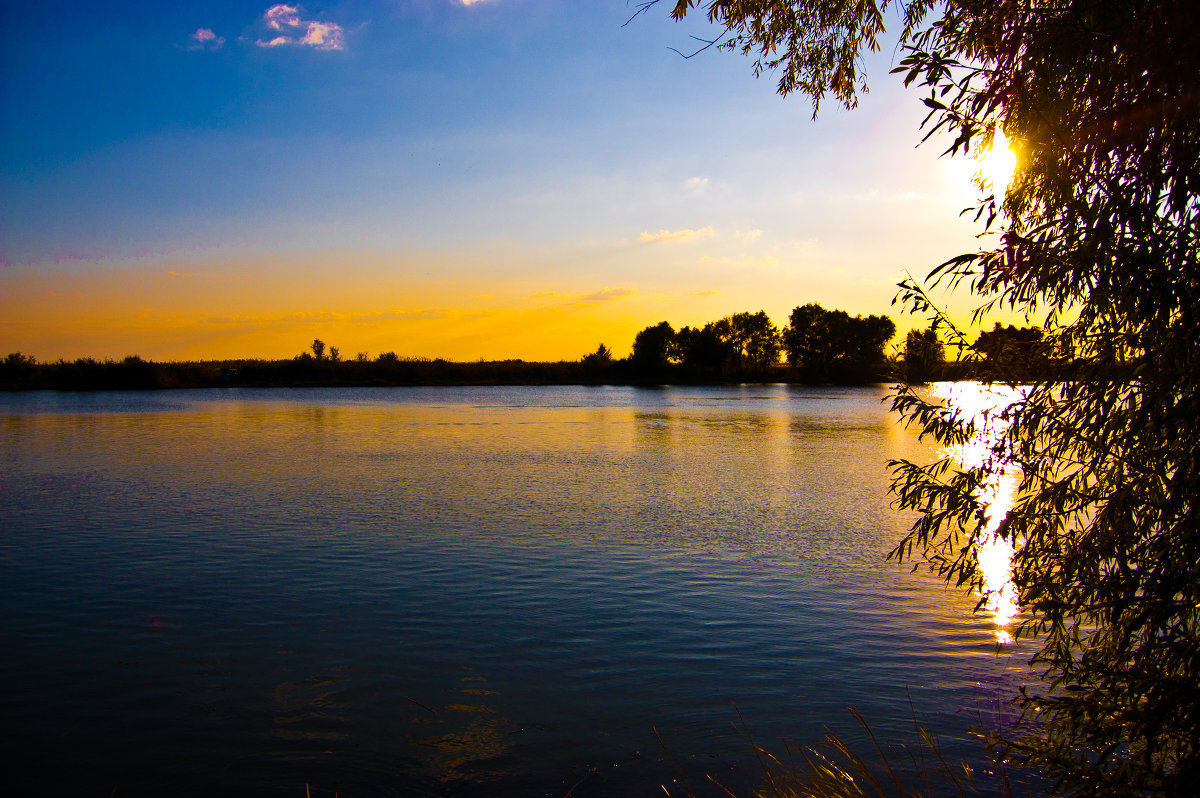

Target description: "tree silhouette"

left=903, top=326, right=943, bottom=383
left=783, top=303, right=895, bottom=382
left=581, top=343, right=614, bottom=370
left=973, top=324, right=1048, bottom=378
left=726, top=311, right=782, bottom=373
left=672, top=323, right=735, bottom=376
left=630, top=321, right=676, bottom=375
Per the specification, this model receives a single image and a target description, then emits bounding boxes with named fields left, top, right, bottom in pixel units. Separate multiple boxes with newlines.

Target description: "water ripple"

left=1, top=385, right=1037, bottom=796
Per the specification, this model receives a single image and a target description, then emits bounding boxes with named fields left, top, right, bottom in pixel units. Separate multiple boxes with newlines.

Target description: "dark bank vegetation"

left=2, top=314, right=1059, bottom=392
left=625, top=305, right=898, bottom=383
left=2, top=303, right=928, bottom=390
left=0, top=348, right=603, bottom=391
left=655, top=0, right=1200, bottom=794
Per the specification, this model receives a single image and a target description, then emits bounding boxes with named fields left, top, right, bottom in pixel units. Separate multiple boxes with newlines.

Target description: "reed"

left=660, top=704, right=1020, bottom=798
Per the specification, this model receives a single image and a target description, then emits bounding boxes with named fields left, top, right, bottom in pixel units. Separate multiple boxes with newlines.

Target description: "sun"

left=978, top=129, right=1018, bottom=197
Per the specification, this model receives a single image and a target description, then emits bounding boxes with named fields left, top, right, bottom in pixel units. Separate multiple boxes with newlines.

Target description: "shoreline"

left=0, top=356, right=920, bottom=392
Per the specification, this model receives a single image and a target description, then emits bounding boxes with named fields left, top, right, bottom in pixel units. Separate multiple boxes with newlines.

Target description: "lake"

left=0, top=384, right=1035, bottom=796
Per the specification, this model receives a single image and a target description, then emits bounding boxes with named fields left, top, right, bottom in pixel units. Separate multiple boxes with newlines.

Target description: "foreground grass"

left=653, top=706, right=1026, bottom=798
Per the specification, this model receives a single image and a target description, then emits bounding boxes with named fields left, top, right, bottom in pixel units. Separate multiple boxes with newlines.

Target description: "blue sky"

left=0, top=1, right=998, bottom=361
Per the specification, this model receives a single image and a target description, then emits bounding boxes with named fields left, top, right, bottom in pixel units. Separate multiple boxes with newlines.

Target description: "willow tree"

left=646, top=1, right=1200, bottom=793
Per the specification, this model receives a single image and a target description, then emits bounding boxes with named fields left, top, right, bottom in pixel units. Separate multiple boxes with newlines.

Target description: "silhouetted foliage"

left=726, top=310, right=783, bottom=373
left=1, top=352, right=38, bottom=383
left=624, top=307, right=890, bottom=383
left=902, top=326, right=944, bottom=383
left=672, top=322, right=736, bottom=377
left=3, top=307, right=878, bottom=392
left=972, top=324, right=1053, bottom=380
left=581, top=343, right=614, bottom=370
left=782, top=303, right=895, bottom=382
left=974, top=324, right=1041, bottom=361
left=657, top=0, right=1200, bottom=792
left=630, top=321, right=676, bottom=375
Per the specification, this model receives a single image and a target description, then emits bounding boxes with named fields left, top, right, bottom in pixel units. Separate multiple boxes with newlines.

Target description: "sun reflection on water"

left=930, top=382, right=1027, bottom=643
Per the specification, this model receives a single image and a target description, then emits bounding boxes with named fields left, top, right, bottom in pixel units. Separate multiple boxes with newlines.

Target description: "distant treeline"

left=0, top=309, right=1056, bottom=391
left=0, top=351, right=610, bottom=391
left=620, top=305, right=898, bottom=383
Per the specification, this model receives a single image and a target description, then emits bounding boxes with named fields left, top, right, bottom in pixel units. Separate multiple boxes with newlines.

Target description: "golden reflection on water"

left=412, top=673, right=516, bottom=783
left=930, top=382, right=1026, bottom=643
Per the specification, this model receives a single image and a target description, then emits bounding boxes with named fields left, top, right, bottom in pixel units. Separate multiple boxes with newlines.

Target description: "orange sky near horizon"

left=0, top=2, right=1027, bottom=365
left=2, top=216, right=1006, bottom=363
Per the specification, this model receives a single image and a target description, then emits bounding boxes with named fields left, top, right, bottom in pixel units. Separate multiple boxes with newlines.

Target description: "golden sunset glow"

left=0, top=3, right=998, bottom=363
left=1, top=236, right=936, bottom=362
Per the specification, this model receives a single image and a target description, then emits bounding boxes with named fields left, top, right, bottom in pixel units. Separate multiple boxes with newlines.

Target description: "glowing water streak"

left=930, top=382, right=1027, bottom=642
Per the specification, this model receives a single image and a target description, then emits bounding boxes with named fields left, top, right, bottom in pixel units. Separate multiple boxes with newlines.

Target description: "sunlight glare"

left=931, top=382, right=1027, bottom=641
left=978, top=130, right=1018, bottom=197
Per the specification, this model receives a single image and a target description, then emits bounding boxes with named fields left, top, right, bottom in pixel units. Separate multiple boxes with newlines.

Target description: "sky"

left=0, top=0, right=1009, bottom=363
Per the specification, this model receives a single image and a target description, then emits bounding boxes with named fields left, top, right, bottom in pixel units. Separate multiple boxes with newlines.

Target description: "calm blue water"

left=0, top=385, right=1035, bottom=796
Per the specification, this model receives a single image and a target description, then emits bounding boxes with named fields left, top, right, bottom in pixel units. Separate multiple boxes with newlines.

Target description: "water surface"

left=0, top=385, right=1033, bottom=796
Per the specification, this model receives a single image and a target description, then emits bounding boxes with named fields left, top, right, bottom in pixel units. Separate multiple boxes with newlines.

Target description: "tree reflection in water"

left=931, top=382, right=1027, bottom=644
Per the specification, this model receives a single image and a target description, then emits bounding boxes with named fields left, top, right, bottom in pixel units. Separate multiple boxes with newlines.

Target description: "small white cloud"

left=684, top=176, right=709, bottom=190
left=734, top=228, right=763, bottom=239
left=639, top=226, right=715, bottom=244
left=266, top=4, right=302, bottom=30
left=255, top=4, right=345, bottom=50
left=300, top=21, right=344, bottom=49
left=185, top=27, right=225, bottom=50
left=458, top=0, right=496, bottom=6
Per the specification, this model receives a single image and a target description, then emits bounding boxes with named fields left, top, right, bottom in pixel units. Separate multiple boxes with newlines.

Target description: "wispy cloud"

left=698, top=254, right=782, bottom=269
left=639, top=226, right=715, bottom=244
left=691, top=289, right=720, bottom=297
left=579, top=287, right=636, bottom=304
left=684, top=176, right=709, bottom=191
left=457, top=0, right=497, bottom=6
left=185, top=28, right=225, bottom=51
left=255, top=4, right=345, bottom=50
left=528, top=288, right=637, bottom=306
left=734, top=228, right=763, bottom=239
left=199, top=308, right=450, bottom=328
